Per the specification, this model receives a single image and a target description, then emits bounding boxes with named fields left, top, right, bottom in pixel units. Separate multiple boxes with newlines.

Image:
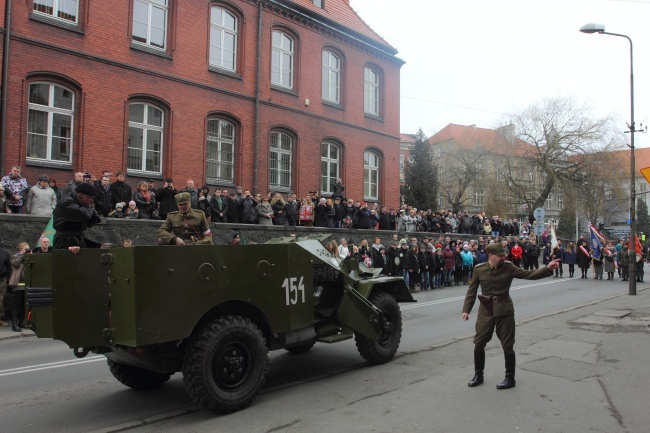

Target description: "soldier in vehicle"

left=461, top=243, right=559, bottom=390
left=157, top=192, right=213, bottom=245
left=52, top=182, right=102, bottom=253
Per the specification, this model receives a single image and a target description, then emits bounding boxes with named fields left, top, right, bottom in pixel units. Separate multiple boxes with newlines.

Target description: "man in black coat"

left=156, top=178, right=178, bottom=220
left=0, top=247, right=11, bottom=326
left=210, top=189, right=229, bottom=223
left=94, top=175, right=113, bottom=217
left=52, top=183, right=102, bottom=251
left=109, top=172, right=132, bottom=208
left=356, top=203, right=373, bottom=230
left=378, top=206, right=390, bottom=230
left=284, top=193, right=299, bottom=227
left=226, top=191, right=241, bottom=223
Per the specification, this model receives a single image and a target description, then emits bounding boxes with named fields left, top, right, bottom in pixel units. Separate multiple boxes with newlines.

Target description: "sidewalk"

left=0, top=323, right=34, bottom=340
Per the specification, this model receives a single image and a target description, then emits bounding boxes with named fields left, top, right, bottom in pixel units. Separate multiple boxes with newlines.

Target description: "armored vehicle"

left=25, top=240, right=413, bottom=414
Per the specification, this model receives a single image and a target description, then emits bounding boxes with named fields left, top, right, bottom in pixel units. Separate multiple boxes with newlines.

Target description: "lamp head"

left=580, top=23, right=605, bottom=34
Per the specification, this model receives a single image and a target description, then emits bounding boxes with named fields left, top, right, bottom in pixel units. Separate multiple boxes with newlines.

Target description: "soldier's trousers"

left=473, top=313, right=515, bottom=353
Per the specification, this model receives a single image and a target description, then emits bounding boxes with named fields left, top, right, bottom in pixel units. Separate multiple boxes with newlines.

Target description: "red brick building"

left=0, top=0, right=403, bottom=206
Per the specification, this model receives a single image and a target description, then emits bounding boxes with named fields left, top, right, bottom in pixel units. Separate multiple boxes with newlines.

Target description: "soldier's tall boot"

left=496, top=352, right=516, bottom=389
left=468, top=349, right=485, bottom=387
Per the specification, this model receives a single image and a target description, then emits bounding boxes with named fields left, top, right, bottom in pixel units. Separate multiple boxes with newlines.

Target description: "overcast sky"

left=350, top=0, right=649, bottom=148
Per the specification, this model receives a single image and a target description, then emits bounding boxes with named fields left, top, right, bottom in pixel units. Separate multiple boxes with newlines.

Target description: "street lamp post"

left=580, top=23, right=637, bottom=295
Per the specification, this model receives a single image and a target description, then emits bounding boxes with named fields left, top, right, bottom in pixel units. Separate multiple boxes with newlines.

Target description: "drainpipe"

left=0, top=0, right=13, bottom=177
left=253, top=0, right=263, bottom=195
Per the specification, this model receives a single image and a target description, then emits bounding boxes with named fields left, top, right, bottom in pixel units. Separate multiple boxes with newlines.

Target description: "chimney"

left=498, top=124, right=515, bottom=143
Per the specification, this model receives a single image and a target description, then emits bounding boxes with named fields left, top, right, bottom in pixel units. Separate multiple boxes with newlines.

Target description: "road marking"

left=402, top=279, right=564, bottom=310
left=0, top=355, right=105, bottom=377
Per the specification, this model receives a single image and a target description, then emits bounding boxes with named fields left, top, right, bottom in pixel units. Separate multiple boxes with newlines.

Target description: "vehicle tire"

left=182, top=315, right=269, bottom=414
left=107, top=359, right=171, bottom=390
left=354, top=291, right=402, bottom=364
left=284, top=341, right=316, bottom=354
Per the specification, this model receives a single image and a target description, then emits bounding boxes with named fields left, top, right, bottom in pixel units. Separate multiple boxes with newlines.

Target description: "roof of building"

left=286, top=0, right=397, bottom=52
left=602, top=147, right=650, bottom=177
left=400, top=133, right=417, bottom=144
left=428, top=123, right=535, bottom=158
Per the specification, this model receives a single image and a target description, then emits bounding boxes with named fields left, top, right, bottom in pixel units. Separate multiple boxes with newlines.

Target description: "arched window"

left=210, top=6, right=237, bottom=71
left=128, top=102, right=164, bottom=174
left=206, top=118, right=235, bottom=183
left=364, top=67, right=380, bottom=115
left=269, top=131, right=293, bottom=189
left=27, top=82, right=74, bottom=163
left=132, top=0, right=168, bottom=50
left=271, top=30, right=294, bottom=89
left=322, top=50, right=340, bottom=103
left=364, top=150, right=380, bottom=200
left=321, top=141, right=341, bottom=194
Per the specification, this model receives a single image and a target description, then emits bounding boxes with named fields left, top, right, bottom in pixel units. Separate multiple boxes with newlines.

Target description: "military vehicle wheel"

left=107, top=359, right=171, bottom=390
left=182, top=315, right=269, bottom=414
left=354, top=291, right=402, bottom=364
left=284, top=341, right=316, bottom=354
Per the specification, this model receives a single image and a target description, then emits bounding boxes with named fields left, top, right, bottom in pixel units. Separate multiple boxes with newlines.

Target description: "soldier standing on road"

left=461, top=243, right=559, bottom=389
left=157, top=192, right=213, bottom=245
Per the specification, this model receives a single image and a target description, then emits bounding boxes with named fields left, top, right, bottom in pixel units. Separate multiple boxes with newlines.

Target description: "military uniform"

left=463, top=242, right=553, bottom=389
left=619, top=246, right=629, bottom=281
left=157, top=193, right=213, bottom=245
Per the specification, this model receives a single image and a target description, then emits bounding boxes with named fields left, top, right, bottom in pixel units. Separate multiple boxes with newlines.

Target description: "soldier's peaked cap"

left=486, top=243, right=506, bottom=257
left=175, top=192, right=191, bottom=204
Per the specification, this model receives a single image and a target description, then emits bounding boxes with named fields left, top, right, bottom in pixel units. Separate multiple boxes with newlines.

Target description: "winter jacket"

left=26, top=184, right=57, bottom=216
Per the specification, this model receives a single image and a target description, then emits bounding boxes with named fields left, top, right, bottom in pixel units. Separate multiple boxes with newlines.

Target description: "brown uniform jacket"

left=462, top=261, right=552, bottom=317
left=157, top=209, right=213, bottom=245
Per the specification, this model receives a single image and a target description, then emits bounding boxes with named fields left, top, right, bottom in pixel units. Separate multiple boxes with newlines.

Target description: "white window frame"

left=364, top=150, right=380, bottom=200
left=321, top=142, right=340, bottom=194
left=364, top=67, right=379, bottom=116
left=322, top=50, right=340, bottom=103
left=206, top=118, right=235, bottom=183
left=33, top=0, right=79, bottom=23
left=270, top=131, right=293, bottom=190
left=313, top=0, right=323, bottom=8
left=27, top=82, right=75, bottom=165
left=209, top=6, right=237, bottom=72
left=271, top=30, right=294, bottom=89
left=132, top=0, right=168, bottom=50
left=127, top=102, right=164, bottom=175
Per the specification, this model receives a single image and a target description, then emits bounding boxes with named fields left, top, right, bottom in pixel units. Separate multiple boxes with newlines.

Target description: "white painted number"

left=283, top=277, right=305, bottom=305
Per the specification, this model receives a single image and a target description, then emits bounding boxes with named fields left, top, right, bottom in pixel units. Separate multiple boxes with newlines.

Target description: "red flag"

left=632, top=235, right=643, bottom=262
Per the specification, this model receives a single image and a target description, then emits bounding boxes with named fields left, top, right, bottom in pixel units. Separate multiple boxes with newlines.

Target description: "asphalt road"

left=0, top=275, right=629, bottom=432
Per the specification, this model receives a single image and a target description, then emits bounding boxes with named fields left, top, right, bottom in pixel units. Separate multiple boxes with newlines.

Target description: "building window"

left=210, top=6, right=237, bottom=71
left=546, top=194, right=553, bottom=210
left=270, top=131, right=293, bottom=189
left=399, top=152, right=404, bottom=174
left=132, top=0, right=168, bottom=50
left=557, top=194, right=563, bottom=210
left=33, top=0, right=78, bottom=23
left=206, top=119, right=235, bottom=183
left=364, top=150, right=380, bottom=199
left=128, top=103, right=163, bottom=174
left=27, top=83, right=74, bottom=163
left=471, top=188, right=485, bottom=207
left=313, top=0, right=323, bottom=7
left=271, top=30, right=294, bottom=89
left=321, top=142, right=340, bottom=194
left=322, top=50, right=340, bottom=103
left=364, top=67, right=379, bottom=115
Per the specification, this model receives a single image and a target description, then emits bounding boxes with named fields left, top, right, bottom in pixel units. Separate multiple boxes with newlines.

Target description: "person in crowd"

left=337, top=238, right=349, bottom=263
left=109, top=172, right=132, bottom=209
left=331, top=197, right=344, bottom=228
left=298, top=195, right=314, bottom=227
left=442, top=243, right=455, bottom=287
left=372, top=245, right=389, bottom=275
left=509, top=241, right=523, bottom=268
left=156, top=178, right=178, bottom=220
left=222, top=191, right=238, bottom=224
left=122, top=239, right=133, bottom=247
left=418, top=244, right=430, bottom=291
left=210, top=189, right=229, bottom=223
left=331, top=178, right=345, bottom=200
left=385, top=240, right=398, bottom=276
left=370, top=237, right=384, bottom=261
left=454, top=245, right=464, bottom=286
left=461, top=243, right=560, bottom=390
left=198, top=185, right=211, bottom=220
left=180, top=179, right=199, bottom=209
left=397, top=239, right=410, bottom=284
left=108, top=203, right=125, bottom=218
left=577, top=239, right=591, bottom=278
left=26, top=175, right=57, bottom=216
left=0, top=246, right=11, bottom=327
left=94, top=175, right=113, bottom=217
left=460, top=243, right=474, bottom=284
left=256, top=194, right=274, bottom=225
left=325, top=239, right=339, bottom=260
left=239, top=190, right=258, bottom=224
left=313, top=197, right=330, bottom=228
left=124, top=200, right=139, bottom=219
left=388, top=208, right=397, bottom=231
left=269, top=192, right=286, bottom=225
left=618, top=243, right=629, bottom=281
left=32, top=237, right=51, bottom=254
left=48, top=178, right=61, bottom=200
left=432, top=246, right=445, bottom=289
left=52, top=182, right=101, bottom=252
left=157, top=192, right=212, bottom=245
left=542, top=242, right=552, bottom=266
left=358, top=239, right=371, bottom=265
left=564, top=241, right=577, bottom=278
left=378, top=206, right=390, bottom=231
left=396, top=209, right=408, bottom=232
left=231, top=232, right=242, bottom=245
left=0, top=184, right=6, bottom=213
left=405, top=209, right=418, bottom=232
left=62, top=172, right=84, bottom=195
left=2, top=165, right=29, bottom=213
left=9, top=242, right=31, bottom=332
left=235, top=186, right=244, bottom=204
left=592, top=245, right=604, bottom=280
left=133, top=181, right=157, bottom=219
left=552, top=239, right=565, bottom=278
left=603, top=241, right=617, bottom=280
left=284, top=193, right=299, bottom=227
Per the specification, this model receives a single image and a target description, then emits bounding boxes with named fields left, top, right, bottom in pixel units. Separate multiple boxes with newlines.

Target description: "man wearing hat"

left=461, top=242, right=559, bottom=390
left=26, top=175, right=57, bottom=216
left=52, top=182, right=102, bottom=251
left=157, top=192, right=213, bottom=245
